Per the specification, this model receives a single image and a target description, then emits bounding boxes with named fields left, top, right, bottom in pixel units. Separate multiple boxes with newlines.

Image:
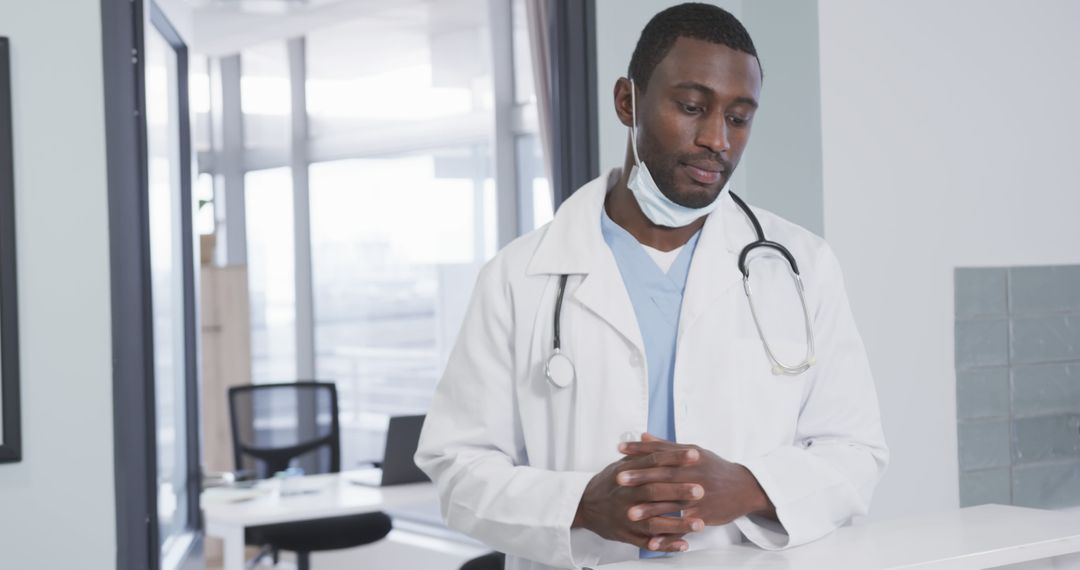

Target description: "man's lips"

left=681, top=162, right=725, bottom=185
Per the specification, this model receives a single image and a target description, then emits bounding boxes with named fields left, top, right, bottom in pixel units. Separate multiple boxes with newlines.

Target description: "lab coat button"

left=629, top=352, right=642, bottom=367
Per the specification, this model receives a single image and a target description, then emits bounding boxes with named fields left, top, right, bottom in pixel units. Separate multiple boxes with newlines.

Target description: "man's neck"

left=605, top=158, right=706, bottom=253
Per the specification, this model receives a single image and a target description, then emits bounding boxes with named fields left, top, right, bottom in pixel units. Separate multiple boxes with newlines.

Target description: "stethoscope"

left=544, top=192, right=817, bottom=389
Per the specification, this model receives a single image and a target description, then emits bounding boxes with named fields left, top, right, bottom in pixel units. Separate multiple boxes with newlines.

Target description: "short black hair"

left=628, top=3, right=760, bottom=90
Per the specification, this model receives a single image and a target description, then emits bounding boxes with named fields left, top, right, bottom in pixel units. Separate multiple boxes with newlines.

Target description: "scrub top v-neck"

left=600, top=206, right=701, bottom=446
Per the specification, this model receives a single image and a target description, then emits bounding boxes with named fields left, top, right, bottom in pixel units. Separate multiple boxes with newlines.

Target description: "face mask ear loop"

left=629, top=79, right=642, bottom=165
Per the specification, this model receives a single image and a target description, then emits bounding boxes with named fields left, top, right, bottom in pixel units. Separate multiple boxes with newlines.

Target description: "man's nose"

left=695, top=116, right=731, bottom=155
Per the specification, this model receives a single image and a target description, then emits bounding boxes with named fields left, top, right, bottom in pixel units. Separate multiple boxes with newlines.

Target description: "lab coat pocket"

left=733, top=338, right=808, bottom=451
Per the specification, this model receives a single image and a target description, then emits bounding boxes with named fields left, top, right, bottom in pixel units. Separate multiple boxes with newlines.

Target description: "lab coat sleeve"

left=415, top=262, right=595, bottom=569
left=735, top=244, right=890, bottom=549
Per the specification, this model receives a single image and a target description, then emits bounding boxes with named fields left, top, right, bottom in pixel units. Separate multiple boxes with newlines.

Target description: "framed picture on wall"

left=0, top=36, right=22, bottom=464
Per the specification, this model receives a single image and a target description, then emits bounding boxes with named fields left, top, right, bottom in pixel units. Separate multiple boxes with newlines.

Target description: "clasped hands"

left=572, top=433, right=775, bottom=553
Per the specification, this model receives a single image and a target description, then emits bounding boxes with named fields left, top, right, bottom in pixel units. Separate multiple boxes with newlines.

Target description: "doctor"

left=416, top=4, right=888, bottom=569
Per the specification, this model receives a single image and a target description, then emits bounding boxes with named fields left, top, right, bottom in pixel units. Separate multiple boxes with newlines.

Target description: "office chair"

left=228, top=381, right=392, bottom=570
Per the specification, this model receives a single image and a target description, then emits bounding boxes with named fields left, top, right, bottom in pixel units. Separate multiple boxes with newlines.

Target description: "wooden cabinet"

left=200, top=264, right=252, bottom=473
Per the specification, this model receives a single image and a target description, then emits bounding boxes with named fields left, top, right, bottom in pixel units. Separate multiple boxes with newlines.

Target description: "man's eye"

left=681, top=103, right=705, bottom=115
left=728, top=115, right=749, bottom=126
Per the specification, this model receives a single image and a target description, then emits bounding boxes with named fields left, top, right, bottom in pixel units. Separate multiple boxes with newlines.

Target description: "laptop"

left=349, top=415, right=431, bottom=486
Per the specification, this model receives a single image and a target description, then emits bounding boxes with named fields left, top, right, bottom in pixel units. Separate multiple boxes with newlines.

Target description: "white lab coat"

left=416, top=169, right=888, bottom=570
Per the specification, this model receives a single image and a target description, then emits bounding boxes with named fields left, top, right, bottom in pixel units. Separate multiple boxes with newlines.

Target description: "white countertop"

left=599, top=504, right=1080, bottom=569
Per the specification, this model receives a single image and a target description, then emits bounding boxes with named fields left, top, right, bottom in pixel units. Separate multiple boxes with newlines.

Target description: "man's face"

left=627, top=37, right=762, bottom=209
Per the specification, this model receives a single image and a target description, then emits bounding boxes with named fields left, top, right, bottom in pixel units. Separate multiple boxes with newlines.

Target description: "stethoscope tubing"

left=545, top=191, right=817, bottom=387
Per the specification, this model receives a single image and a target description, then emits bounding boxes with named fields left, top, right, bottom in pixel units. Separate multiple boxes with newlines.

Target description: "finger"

left=627, top=502, right=684, bottom=522
left=629, top=482, right=705, bottom=503
left=639, top=515, right=705, bottom=537
left=641, top=432, right=669, bottom=443
left=625, top=532, right=682, bottom=552
left=616, top=464, right=675, bottom=486
left=684, top=505, right=735, bottom=527
left=646, top=534, right=691, bottom=553
left=617, top=464, right=701, bottom=486
left=619, top=440, right=697, bottom=458
left=618, top=439, right=681, bottom=455
left=617, top=449, right=700, bottom=474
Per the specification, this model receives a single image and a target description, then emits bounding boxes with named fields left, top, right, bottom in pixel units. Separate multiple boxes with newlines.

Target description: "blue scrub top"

left=600, top=206, right=701, bottom=558
left=601, top=206, right=701, bottom=441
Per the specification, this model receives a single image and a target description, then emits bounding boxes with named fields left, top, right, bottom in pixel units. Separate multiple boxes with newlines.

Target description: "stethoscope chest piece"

left=546, top=350, right=575, bottom=388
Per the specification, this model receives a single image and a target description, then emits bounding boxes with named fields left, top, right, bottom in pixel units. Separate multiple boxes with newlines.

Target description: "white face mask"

left=627, top=79, right=729, bottom=228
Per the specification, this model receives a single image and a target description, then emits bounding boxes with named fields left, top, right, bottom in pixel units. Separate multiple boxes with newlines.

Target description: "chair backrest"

left=227, top=381, right=341, bottom=479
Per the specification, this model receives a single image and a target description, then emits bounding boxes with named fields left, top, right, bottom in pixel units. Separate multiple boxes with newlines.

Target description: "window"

left=305, top=4, right=492, bottom=142
left=189, top=55, right=211, bottom=154
left=512, top=0, right=537, bottom=105
left=245, top=167, right=296, bottom=383
left=195, top=172, right=214, bottom=235
left=309, top=148, right=494, bottom=466
left=241, top=42, right=290, bottom=152
left=242, top=41, right=296, bottom=384
left=197, top=0, right=547, bottom=472
left=300, top=5, right=497, bottom=466
left=516, top=134, right=553, bottom=230
left=145, top=8, right=199, bottom=565
left=146, top=27, right=188, bottom=547
left=189, top=56, right=215, bottom=236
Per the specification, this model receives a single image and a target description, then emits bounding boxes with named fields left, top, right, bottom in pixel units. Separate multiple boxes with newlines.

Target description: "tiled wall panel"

left=956, top=265, right=1080, bottom=509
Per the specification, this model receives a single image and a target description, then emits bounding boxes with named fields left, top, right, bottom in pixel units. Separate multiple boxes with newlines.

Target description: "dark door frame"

left=0, top=36, right=21, bottom=465
left=101, top=1, right=201, bottom=568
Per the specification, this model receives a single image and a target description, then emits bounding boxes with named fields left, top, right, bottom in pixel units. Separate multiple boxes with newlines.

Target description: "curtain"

left=525, top=0, right=555, bottom=189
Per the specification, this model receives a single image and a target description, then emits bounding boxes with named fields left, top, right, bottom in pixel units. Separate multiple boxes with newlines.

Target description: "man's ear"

left=613, top=77, right=634, bottom=128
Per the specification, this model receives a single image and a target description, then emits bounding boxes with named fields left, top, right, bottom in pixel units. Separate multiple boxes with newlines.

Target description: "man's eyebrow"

left=673, top=82, right=759, bottom=109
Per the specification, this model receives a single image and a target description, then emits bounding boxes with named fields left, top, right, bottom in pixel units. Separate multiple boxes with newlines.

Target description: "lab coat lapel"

left=527, top=170, right=646, bottom=356
left=673, top=193, right=753, bottom=454
left=678, top=192, right=751, bottom=339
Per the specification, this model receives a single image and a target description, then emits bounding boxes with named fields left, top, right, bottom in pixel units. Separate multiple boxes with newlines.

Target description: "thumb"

left=641, top=432, right=671, bottom=443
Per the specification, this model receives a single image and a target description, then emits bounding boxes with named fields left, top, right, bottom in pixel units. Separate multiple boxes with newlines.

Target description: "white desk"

left=202, top=471, right=438, bottom=570
left=599, top=505, right=1080, bottom=569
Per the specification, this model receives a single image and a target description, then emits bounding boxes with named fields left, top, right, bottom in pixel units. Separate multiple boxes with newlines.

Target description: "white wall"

left=818, top=0, right=1080, bottom=519
left=0, top=1, right=117, bottom=567
left=740, top=0, right=824, bottom=236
